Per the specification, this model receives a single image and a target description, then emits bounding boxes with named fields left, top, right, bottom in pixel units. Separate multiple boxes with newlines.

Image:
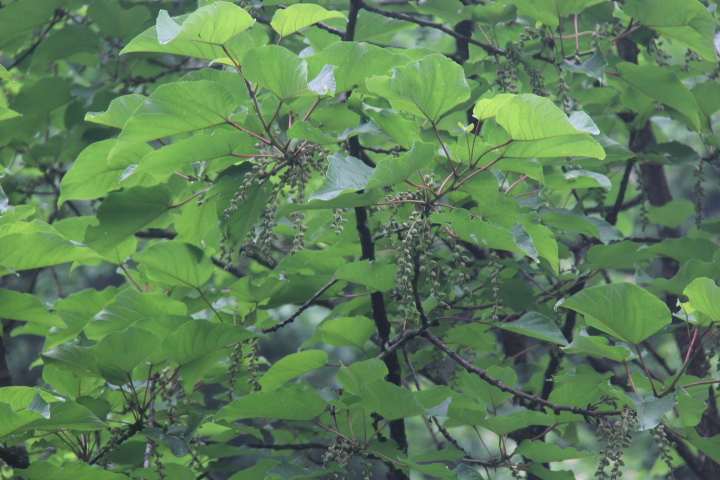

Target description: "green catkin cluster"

left=496, top=48, right=520, bottom=94
left=694, top=158, right=705, bottom=229
left=556, top=74, right=572, bottom=112
left=148, top=440, right=167, bottom=480
left=321, top=437, right=366, bottom=479
left=489, top=250, right=503, bottom=322
left=595, top=408, right=637, bottom=479
left=682, top=49, right=702, bottom=73
left=279, top=153, right=313, bottom=254
left=227, top=342, right=243, bottom=401
left=449, top=238, right=472, bottom=297
left=330, top=208, right=348, bottom=235
left=245, top=338, right=261, bottom=393
left=648, top=38, right=672, bottom=67
left=652, top=425, right=676, bottom=479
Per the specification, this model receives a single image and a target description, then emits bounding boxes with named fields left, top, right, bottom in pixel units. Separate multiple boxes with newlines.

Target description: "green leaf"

left=132, top=130, right=255, bottom=182
left=309, top=153, right=374, bottom=201
left=335, top=260, right=398, bottom=292
left=683, top=277, right=720, bottom=322
left=270, top=4, right=346, bottom=37
left=0, top=289, right=65, bottom=328
left=562, top=49, right=607, bottom=81
left=360, top=379, right=426, bottom=420
left=19, top=461, right=127, bottom=480
left=85, top=94, right=146, bottom=129
left=121, top=3, right=255, bottom=60
left=307, top=42, right=409, bottom=94
left=25, top=401, right=106, bottom=432
left=623, top=0, right=717, bottom=61
left=367, top=54, right=470, bottom=122
left=651, top=259, right=720, bottom=296
left=0, top=224, right=100, bottom=276
left=541, top=209, right=623, bottom=244
left=337, top=359, right=388, bottom=396
left=242, top=46, right=313, bottom=100
left=365, top=142, right=435, bottom=189
left=84, top=186, right=173, bottom=255
left=133, top=241, right=214, bottom=288
left=609, top=62, right=700, bottom=130
left=558, top=283, right=671, bottom=344
left=0, top=0, right=64, bottom=49
left=215, top=386, right=327, bottom=421
left=41, top=343, right=101, bottom=379
left=432, top=210, right=539, bottom=261
left=500, top=312, right=568, bottom=346
left=86, top=289, right=187, bottom=338
left=259, top=350, right=328, bottom=390
left=321, top=316, right=376, bottom=349
left=162, top=320, right=256, bottom=366
left=512, top=0, right=605, bottom=27
left=59, top=140, right=153, bottom=205
left=88, top=327, right=161, bottom=385
left=545, top=169, right=611, bottom=190
left=515, top=440, right=592, bottom=462
left=473, top=2, right=518, bottom=25
left=474, top=94, right=605, bottom=159
left=563, top=329, right=636, bottom=362
left=627, top=393, right=677, bottom=431
left=86, top=1, right=151, bottom=41
left=363, top=108, right=421, bottom=150
left=686, top=429, right=720, bottom=465
left=461, top=366, right=516, bottom=407
left=29, top=25, right=100, bottom=73
left=0, top=106, right=20, bottom=122
left=110, top=81, right=238, bottom=157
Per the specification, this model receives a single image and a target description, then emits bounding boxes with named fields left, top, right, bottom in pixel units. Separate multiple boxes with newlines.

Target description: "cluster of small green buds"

left=227, top=342, right=243, bottom=401
left=527, top=65, right=548, bottom=97
left=682, top=49, right=702, bottom=72
left=693, top=158, right=705, bottom=229
left=290, top=211, right=308, bottom=254
left=330, top=208, right=348, bottom=235
left=595, top=408, right=636, bottom=479
left=489, top=251, right=503, bottom=322
left=245, top=338, right=261, bottom=393
left=652, top=425, right=676, bottom=478
left=148, top=440, right=167, bottom=480
left=449, top=239, right=473, bottom=297
left=648, top=39, right=672, bottom=67
left=322, top=437, right=363, bottom=473
left=556, top=75, right=572, bottom=112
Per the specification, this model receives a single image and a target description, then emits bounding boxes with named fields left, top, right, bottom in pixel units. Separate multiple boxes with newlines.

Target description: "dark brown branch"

left=262, top=280, right=338, bottom=334
left=604, top=159, right=635, bottom=226
left=345, top=1, right=408, bottom=464
left=357, top=1, right=554, bottom=62
left=8, top=9, right=65, bottom=70
left=423, top=330, right=623, bottom=418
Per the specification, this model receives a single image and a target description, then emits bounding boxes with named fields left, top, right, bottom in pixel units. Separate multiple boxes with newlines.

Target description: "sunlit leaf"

left=121, top=3, right=255, bottom=60
left=259, top=350, right=328, bottom=390
left=367, top=54, right=470, bottom=122
left=270, top=4, right=346, bottom=37
left=558, top=283, right=671, bottom=344
left=215, top=386, right=327, bottom=421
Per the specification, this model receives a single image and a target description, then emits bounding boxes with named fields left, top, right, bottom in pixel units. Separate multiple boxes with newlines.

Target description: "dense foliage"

left=1, top=0, right=720, bottom=479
